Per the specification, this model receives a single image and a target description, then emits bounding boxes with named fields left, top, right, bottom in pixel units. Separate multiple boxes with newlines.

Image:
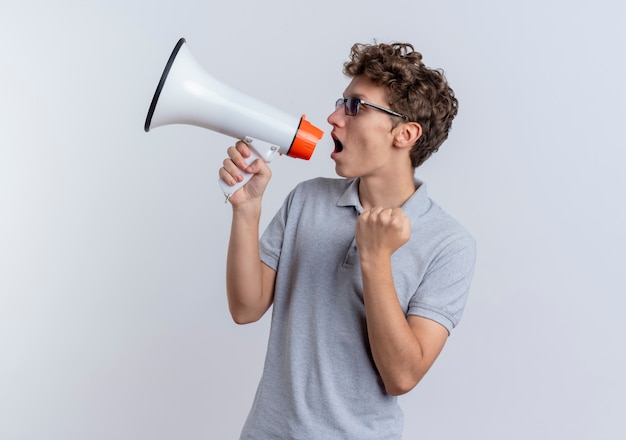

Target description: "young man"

left=219, top=42, right=476, bottom=440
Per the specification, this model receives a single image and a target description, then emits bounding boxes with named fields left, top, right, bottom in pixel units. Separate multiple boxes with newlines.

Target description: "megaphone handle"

left=218, top=137, right=279, bottom=201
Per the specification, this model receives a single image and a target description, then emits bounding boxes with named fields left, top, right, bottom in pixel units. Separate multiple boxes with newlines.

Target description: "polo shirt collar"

left=336, top=177, right=431, bottom=218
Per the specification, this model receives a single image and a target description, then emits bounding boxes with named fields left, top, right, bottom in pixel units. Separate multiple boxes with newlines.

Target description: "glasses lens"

left=335, top=98, right=360, bottom=116
left=345, top=97, right=360, bottom=116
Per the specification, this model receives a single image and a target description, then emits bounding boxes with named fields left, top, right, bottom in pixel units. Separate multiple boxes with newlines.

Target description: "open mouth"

left=333, top=137, right=344, bottom=153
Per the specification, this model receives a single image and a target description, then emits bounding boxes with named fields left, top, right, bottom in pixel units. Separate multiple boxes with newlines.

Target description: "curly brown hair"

left=343, top=42, right=458, bottom=168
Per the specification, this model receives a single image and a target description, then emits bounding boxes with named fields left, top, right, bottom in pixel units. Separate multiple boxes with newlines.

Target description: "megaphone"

left=145, top=38, right=324, bottom=198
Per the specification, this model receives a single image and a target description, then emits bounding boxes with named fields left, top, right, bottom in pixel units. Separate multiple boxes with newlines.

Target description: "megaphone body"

left=145, top=38, right=324, bottom=197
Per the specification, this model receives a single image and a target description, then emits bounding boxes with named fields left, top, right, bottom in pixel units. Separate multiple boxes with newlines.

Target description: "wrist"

left=359, top=252, right=392, bottom=272
left=231, top=197, right=262, bottom=218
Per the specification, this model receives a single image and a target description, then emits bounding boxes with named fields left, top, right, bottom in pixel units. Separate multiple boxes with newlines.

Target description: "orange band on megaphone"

left=288, top=115, right=324, bottom=160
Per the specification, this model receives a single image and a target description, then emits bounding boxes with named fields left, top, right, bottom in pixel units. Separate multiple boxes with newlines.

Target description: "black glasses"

left=335, top=97, right=407, bottom=120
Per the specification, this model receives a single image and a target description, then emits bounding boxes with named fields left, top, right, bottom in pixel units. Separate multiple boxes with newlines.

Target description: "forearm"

left=226, top=201, right=272, bottom=323
left=361, top=257, right=426, bottom=395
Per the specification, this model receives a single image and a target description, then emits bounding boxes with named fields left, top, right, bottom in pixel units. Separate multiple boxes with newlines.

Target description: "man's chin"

left=333, top=164, right=354, bottom=179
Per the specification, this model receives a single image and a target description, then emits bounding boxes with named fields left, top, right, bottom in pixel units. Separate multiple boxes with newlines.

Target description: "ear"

left=392, top=121, right=422, bottom=149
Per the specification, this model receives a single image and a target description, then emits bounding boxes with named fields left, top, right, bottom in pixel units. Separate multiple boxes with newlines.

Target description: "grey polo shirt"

left=240, top=177, right=476, bottom=440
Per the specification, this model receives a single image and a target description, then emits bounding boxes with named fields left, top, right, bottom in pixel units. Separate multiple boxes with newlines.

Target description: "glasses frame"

left=335, top=97, right=408, bottom=120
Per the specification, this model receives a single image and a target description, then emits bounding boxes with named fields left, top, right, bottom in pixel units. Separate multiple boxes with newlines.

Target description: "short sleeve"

left=408, top=235, right=477, bottom=333
left=259, top=193, right=292, bottom=271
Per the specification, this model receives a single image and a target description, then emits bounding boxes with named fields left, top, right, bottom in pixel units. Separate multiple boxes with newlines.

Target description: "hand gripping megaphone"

left=144, top=38, right=324, bottom=198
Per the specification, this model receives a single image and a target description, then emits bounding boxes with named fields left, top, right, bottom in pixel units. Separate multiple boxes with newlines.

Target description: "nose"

left=327, top=104, right=345, bottom=127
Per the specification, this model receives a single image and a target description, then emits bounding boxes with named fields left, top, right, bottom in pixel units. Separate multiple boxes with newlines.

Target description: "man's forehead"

left=343, top=76, right=386, bottom=100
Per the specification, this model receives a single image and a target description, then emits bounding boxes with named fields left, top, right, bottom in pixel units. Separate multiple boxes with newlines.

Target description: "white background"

left=1, top=0, right=625, bottom=438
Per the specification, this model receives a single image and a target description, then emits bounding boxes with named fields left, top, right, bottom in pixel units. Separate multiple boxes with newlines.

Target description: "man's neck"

left=357, top=172, right=417, bottom=210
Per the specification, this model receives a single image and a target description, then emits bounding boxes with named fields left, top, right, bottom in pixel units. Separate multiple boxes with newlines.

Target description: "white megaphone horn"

left=145, top=38, right=324, bottom=199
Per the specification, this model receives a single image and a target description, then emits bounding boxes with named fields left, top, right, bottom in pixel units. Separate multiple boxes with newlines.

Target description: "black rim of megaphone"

left=144, top=38, right=186, bottom=132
